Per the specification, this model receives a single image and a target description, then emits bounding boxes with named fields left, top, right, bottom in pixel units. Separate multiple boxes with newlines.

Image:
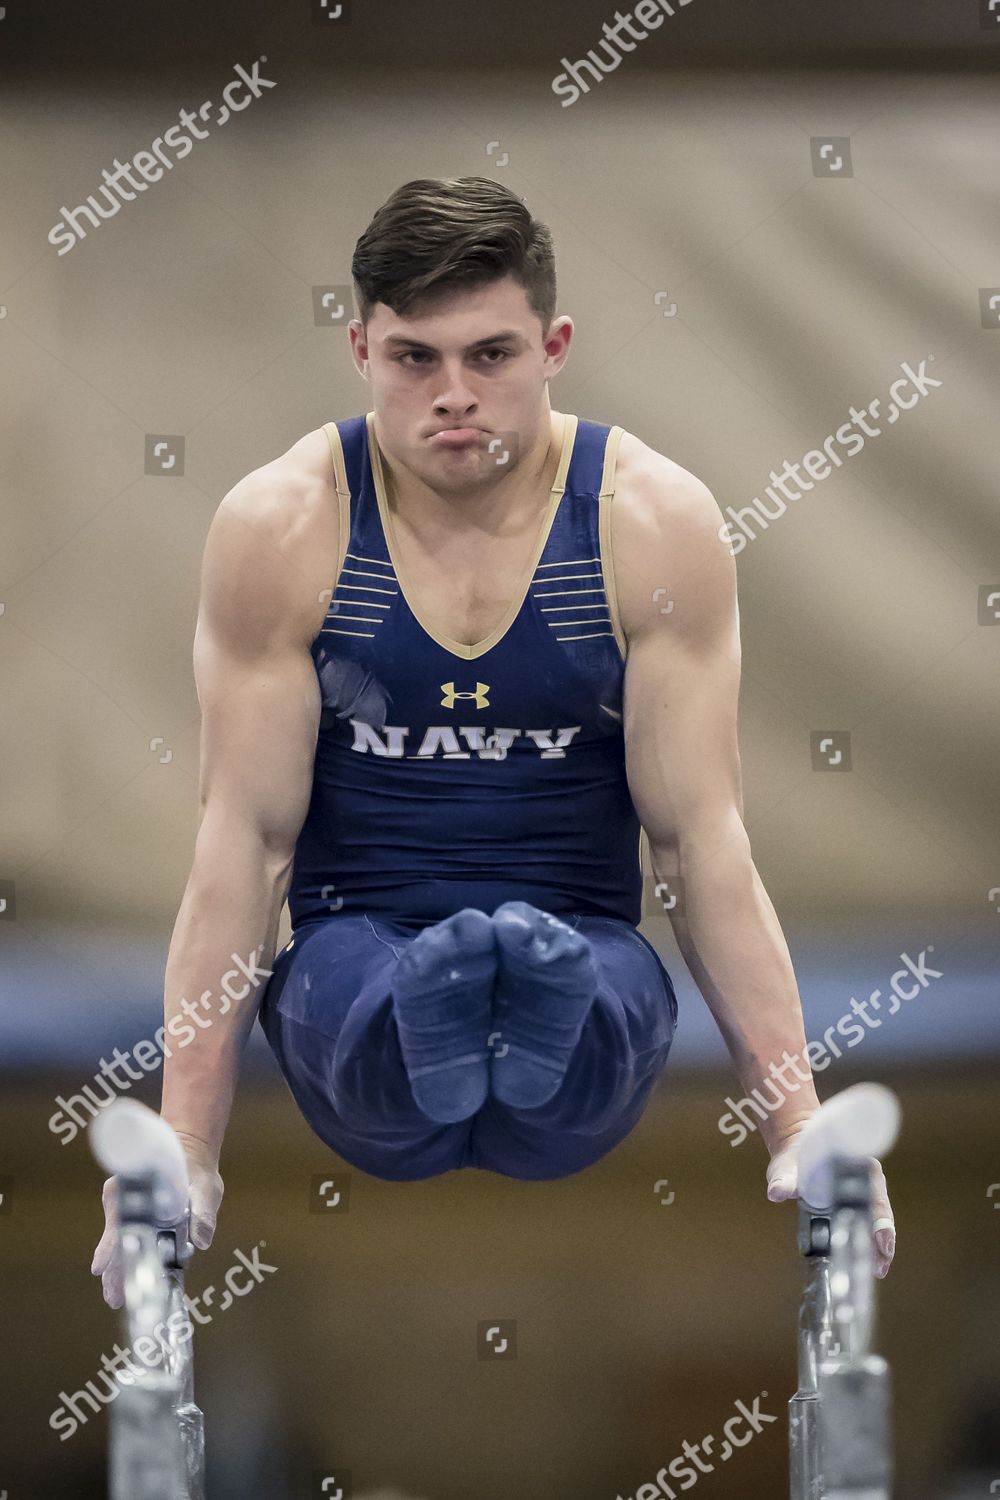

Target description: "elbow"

left=649, top=804, right=752, bottom=871
left=193, top=803, right=298, bottom=887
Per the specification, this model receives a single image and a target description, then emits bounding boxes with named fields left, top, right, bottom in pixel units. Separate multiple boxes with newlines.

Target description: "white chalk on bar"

left=89, top=1098, right=190, bottom=1225
left=797, top=1082, right=900, bottom=1209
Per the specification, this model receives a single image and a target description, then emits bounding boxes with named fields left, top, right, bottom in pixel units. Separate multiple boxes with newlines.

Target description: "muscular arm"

left=93, top=454, right=338, bottom=1303
left=158, top=470, right=331, bottom=1160
left=615, top=452, right=821, bottom=1155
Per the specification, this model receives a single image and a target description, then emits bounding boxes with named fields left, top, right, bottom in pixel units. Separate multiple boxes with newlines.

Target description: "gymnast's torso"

left=268, top=409, right=663, bottom=933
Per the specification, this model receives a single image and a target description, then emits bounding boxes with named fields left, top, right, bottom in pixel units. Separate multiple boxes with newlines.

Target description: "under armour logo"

left=440, top=681, right=490, bottom=709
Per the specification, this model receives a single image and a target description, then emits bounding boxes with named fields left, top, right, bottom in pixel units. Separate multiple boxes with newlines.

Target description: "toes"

left=452, top=907, right=495, bottom=951
left=493, top=901, right=536, bottom=926
left=493, top=904, right=584, bottom=966
left=403, top=909, right=494, bottom=977
left=534, top=923, right=582, bottom=963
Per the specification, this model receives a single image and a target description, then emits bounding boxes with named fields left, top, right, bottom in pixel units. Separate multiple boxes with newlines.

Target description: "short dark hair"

left=351, top=176, right=556, bottom=331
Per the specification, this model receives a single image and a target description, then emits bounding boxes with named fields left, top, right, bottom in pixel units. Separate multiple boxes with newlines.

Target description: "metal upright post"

left=110, top=1172, right=205, bottom=1500
left=788, top=1156, right=892, bottom=1500
left=789, top=1203, right=834, bottom=1499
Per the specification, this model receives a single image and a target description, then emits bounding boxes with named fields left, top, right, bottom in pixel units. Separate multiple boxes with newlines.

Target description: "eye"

left=395, top=347, right=512, bottom=367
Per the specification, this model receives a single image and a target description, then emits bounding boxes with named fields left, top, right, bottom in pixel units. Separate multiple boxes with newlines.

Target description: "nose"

left=432, top=360, right=479, bottom=418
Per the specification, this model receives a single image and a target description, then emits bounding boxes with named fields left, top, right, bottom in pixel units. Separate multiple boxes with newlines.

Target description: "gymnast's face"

left=348, top=274, right=573, bottom=498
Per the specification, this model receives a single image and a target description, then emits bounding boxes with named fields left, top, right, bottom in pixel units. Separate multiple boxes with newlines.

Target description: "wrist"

left=170, top=1128, right=221, bottom=1171
left=761, top=1101, right=820, bottom=1157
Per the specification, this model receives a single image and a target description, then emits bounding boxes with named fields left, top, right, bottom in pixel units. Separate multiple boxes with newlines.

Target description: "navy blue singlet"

left=286, top=411, right=644, bottom=932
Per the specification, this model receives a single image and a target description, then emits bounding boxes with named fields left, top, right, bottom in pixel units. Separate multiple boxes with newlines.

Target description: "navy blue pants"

left=258, top=911, right=678, bottom=1182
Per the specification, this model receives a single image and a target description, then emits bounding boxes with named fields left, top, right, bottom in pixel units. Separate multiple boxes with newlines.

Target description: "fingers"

left=869, top=1158, right=893, bottom=1223
left=765, top=1145, right=799, bottom=1202
left=873, top=1222, right=896, bottom=1279
left=190, top=1212, right=216, bottom=1251
left=90, top=1220, right=116, bottom=1275
left=870, top=1157, right=895, bottom=1278
left=92, top=1228, right=125, bottom=1308
left=92, top=1176, right=124, bottom=1305
left=765, top=1152, right=896, bottom=1279
left=94, top=1166, right=225, bottom=1308
left=188, top=1164, right=224, bottom=1250
left=101, top=1255, right=126, bottom=1309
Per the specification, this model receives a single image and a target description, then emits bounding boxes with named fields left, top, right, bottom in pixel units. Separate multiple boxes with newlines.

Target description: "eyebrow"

left=382, top=330, right=525, bottom=352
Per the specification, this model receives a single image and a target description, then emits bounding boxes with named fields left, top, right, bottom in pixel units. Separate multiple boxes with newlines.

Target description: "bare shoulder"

left=613, top=428, right=724, bottom=544
left=198, top=425, right=341, bottom=652
left=610, top=428, right=736, bottom=644
left=219, top=425, right=337, bottom=555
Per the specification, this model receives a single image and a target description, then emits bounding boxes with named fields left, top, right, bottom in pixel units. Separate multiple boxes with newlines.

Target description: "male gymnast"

left=94, top=176, right=895, bottom=1304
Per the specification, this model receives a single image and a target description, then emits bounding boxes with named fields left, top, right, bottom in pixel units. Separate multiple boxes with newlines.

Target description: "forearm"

left=650, top=828, right=820, bottom=1150
left=159, top=820, right=290, bottom=1161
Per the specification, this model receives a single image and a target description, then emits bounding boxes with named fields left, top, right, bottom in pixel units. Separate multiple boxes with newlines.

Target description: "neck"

left=377, top=410, right=566, bottom=540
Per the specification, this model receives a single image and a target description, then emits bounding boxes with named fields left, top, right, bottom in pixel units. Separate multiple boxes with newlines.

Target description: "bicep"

left=193, top=629, right=321, bottom=859
left=623, top=623, right=744, bottom=851
left=192, top=489, right=324, bottom=863
left=619, top=473, right=745, bottom=851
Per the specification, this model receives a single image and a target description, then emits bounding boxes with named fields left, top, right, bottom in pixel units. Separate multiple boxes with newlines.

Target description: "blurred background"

left=1, top=0, right=999, bottom=1495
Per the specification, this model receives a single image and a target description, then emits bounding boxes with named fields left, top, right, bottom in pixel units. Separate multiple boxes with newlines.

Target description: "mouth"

left=430, top=427, right=484, bottom=449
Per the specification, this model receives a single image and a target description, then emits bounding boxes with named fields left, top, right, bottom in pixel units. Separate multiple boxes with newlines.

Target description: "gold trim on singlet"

left=597, top=424, right=627, bottom=662
left=322, top=420, right=352, bottom=592
left=365, top=409, right=579, bottom=663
